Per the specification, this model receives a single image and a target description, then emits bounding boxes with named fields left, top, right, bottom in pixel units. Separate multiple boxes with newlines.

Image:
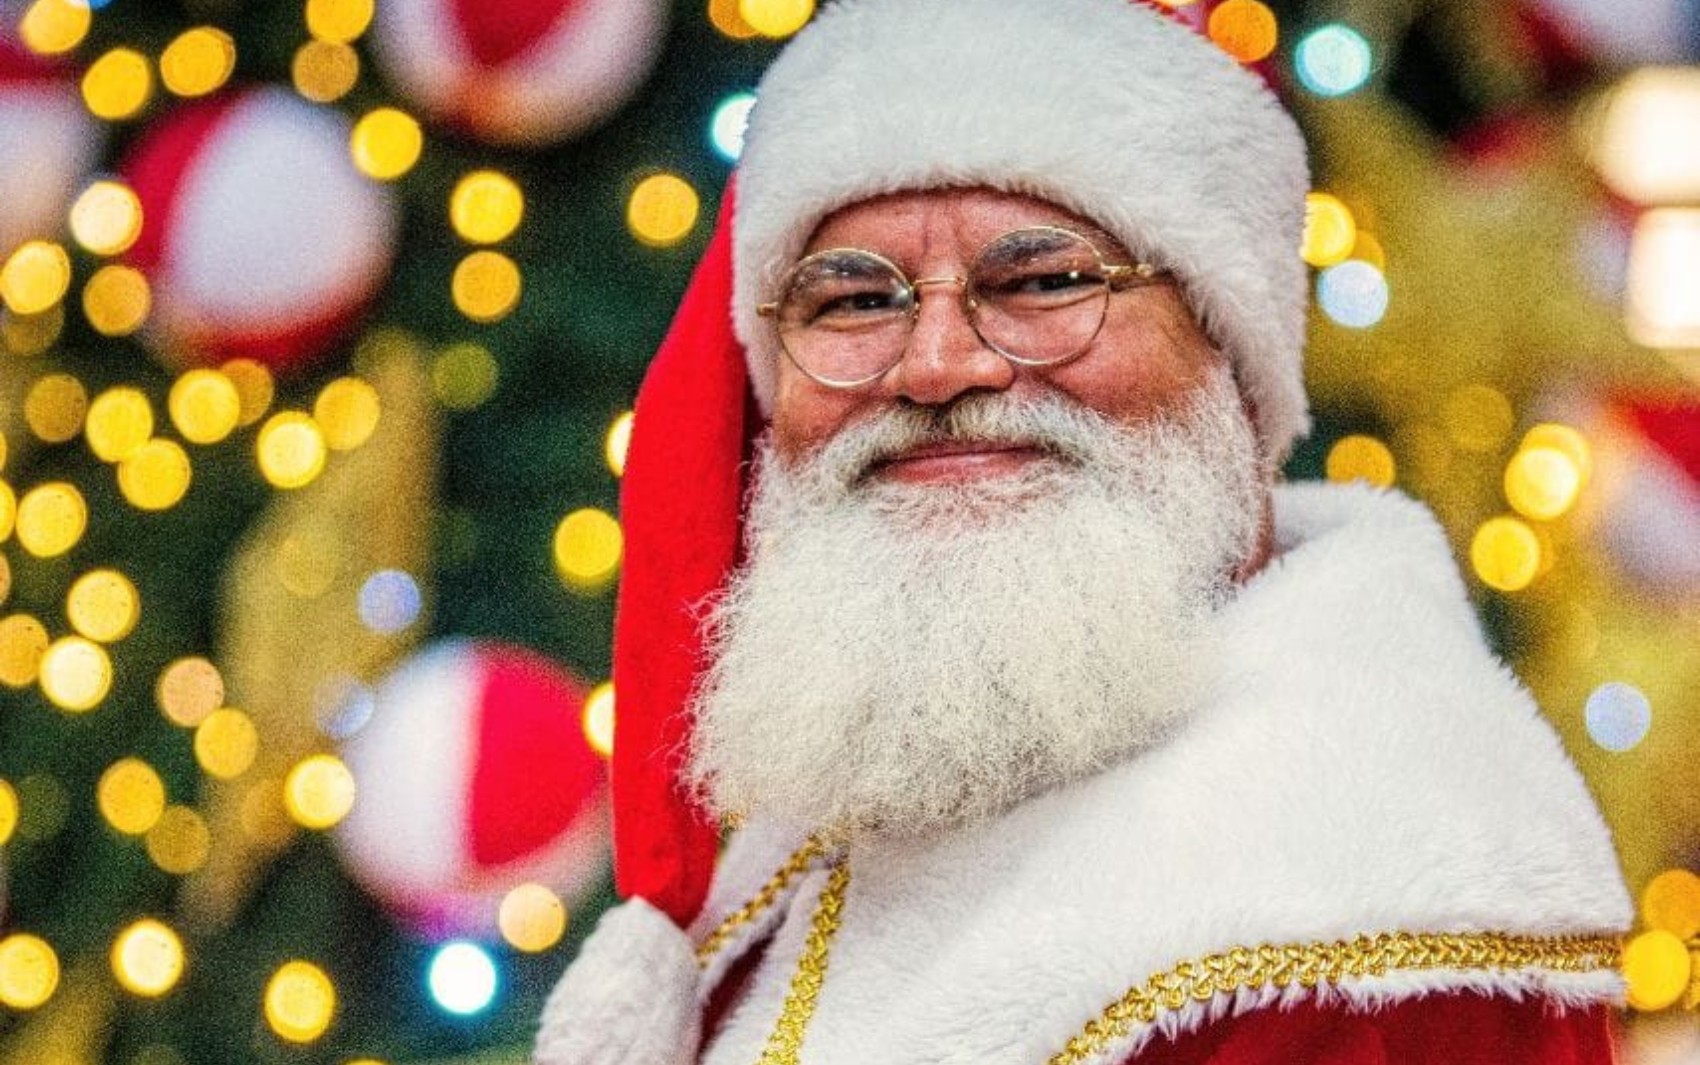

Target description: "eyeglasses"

left=757, top=225, right=1172, bottom=389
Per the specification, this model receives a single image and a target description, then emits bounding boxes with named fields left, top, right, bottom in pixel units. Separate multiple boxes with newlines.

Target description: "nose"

left=883, top=278, right=1017, bottom=406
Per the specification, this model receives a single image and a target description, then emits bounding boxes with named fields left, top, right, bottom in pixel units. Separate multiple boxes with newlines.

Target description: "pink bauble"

left=119, top=86, right=397, bottom=376
left=0, top=44, right=101, bottom=254
left=1592, top=398, right=1700, bottom=594
left=335, top=640, right=610, bottom=938
left=372, top=0, right=668, bottom=147
left=1521, top=0, right=1697, bottom=66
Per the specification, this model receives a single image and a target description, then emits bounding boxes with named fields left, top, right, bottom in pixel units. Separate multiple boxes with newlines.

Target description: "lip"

left=869, top=441, right=1047, bottom=485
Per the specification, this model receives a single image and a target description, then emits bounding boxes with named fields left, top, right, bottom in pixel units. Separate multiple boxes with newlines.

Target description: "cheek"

left=770, top=369, right=863, bottom=461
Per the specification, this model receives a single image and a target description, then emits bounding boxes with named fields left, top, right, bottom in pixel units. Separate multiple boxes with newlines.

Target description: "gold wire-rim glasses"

left=756, top=224, right=1174, bottom=390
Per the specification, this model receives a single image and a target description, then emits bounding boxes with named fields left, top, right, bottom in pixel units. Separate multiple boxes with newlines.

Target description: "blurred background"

left=0, top=0, right=1697, bottom=1061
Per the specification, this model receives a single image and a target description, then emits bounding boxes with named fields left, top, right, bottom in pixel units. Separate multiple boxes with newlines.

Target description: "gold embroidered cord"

left=696, top=836, right=828, bottom=966
left=756, top=861, right=850, bottom=1065
left=1049, top=931, right=1624, bottom=1065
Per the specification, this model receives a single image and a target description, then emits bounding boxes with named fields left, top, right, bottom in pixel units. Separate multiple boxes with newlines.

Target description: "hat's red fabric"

left=611, top=186, right=751, bottom=928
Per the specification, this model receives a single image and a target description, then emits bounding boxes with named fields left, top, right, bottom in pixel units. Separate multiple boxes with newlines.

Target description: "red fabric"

left=0, top=40, right=68, bottom=83
left=1124, top=994, right=1617, bottom=1065
left=119, top=91, right=246, bottom=276
left=1623, top=400, right=1700, bottom=486
left=612, top=185, right=749, bottom=928
left=467, top=644, right=602, bottom=869
left=450, top=0, right=584, bottom=67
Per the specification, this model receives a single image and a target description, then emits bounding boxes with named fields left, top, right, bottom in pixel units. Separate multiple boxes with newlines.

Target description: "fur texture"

left=695, top=483, right=1630, bottom=1065
left=732, top=0, right=1312, bottom=463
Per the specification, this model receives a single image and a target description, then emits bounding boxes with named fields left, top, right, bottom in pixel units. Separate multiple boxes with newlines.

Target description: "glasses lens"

left=776, top=250, right=912, bottom=385
left=970, top=228, right=1109, bottom=364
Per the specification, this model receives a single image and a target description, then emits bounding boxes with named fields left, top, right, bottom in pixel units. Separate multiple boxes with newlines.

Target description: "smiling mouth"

left=865, top=439, right=1052, bottom=485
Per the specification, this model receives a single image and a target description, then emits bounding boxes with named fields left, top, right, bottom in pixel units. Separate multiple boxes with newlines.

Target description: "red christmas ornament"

left=1518, top=0, right=1699, bottom=67
left=371, top=0, right=669, bottom=147
left=0, top=43, right=101, bottom=255
left=335, top=640, right=610, bottom=937
left=1591, top=397, right=1700, bottom=594
left=118, top=86, right=397, bottom=376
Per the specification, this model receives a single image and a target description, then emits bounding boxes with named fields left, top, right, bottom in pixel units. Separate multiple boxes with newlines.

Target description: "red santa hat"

left=610, top=0, right=1311, bottom=933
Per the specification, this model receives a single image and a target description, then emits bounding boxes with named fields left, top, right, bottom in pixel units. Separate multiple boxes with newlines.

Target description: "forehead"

left=802, top=187, right=1131, bottom=262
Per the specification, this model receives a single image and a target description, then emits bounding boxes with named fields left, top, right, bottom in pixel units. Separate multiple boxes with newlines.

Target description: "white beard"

left=686, top=371, right=1265, bottom=840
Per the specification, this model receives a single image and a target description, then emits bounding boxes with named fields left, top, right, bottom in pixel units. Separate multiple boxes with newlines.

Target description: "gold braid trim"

left=1049, top=931, right=1624, bottom=1065
left=696, top=837, right=827, bottom=966
left=756, top=861, right=850, bottom=1065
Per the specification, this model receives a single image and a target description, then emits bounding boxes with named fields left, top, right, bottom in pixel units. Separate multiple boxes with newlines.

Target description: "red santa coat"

left=682, top=484, right=1629, bottom=1065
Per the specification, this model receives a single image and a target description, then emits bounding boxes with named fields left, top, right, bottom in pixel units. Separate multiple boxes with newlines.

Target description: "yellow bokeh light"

left=583, top=680, right=614, bottom=759
left=1626, top=207, right=1700, bottom=349
left=85, top=387, right=155, bottom=463
left=554, top=508, right=623, bottom=589
left=291, top=39, right=361, bottom=103
left=41, top=636, right=113, bottom=712
left=431, top=343, right=499, bottom=409
left=451, top=251, right=522, bottom=323
left=1504, top=446, right=1583, bottom=522
left=19, top=0, right=91, bottom=55
left=0, top=934, right=60, bottom=1010
left=2, top=304, right=64, bottom=357
left=0, top=555, right=9, bottom=607
left=222, top=359, right=276, bottom=426
left=0, top=614, right=50, bottom=688
left=1643, top=869, right=1700, bottom=939
left=1593, top=67, right=1700, bottom=206
left=112, top=919, right=185, bottom=997
left=284, top=754, right=356, bottom=830
left=160, top=27, right=237, bottom=98
left=264, top=960, right=337, bottom=1044
left=499, top=883, right=568, bottom=953
left=604, top=411, right=634, bottom=477
left=83, top=264, right=153, bottom=336
left=1625, top=929, right=1691, bottom=1011
left=169, top=369, right=241, bottom=444
left=1441, top=384, right=1514, bottom=453
left=0, top=779, right=17, bottom=845
left=306, top=0, right=374, bottom=44
left=82, top=48, right=155, bottom=121
left=25, top=373, right=88, bottom=444
left=241, top=777, right=293, bottom=847
left=1207, top=0, right=1279, bottom=63
left=257, top=412, right=328, bottom=489
left=146, top=805, right=212, bottom=874
left=708, top=0, right=759, bottom=39
left=98, top=758, right=167, bottom=834
left=157, top=656, right=224, bottom=727
left=16, top=482, right=87, bottom=558
left=119, top=438, right=193, bottom=511
left=627, top=173, right=701, bottom=248
left=350, top=108, right=423, bottom=182
left=313, top=377, right=381, bottom=451
left=1520, top=424, right=1592, bottom=489
left=739, top=0, right=813, bottom=38
left=274, top=531, right=342, bottom=599
left=70, top=181, right=145, bottom=257
left=2, top=241, right=73, bottom=316
left=195, top=708, right=259, bottom=780
left=1324, top=434, right=1395, bottom=488
left=0, top=482, right=13, bottom=542
left=67, top=568, right=141, bottom=643
left=1301, top=192, right=1357, bottom=268
left=450, top=170, right=525, bottom=245
left=1470, top=516, right=1541, bottom=593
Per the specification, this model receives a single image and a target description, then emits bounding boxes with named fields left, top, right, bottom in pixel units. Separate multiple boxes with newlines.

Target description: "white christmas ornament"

left=119, top=86, right=398, bottom=375
left=371, top=0, right=668, bottom=147
left=0, top=45, right=102, bottom=256
left=335, top=640, right=610, bottom=937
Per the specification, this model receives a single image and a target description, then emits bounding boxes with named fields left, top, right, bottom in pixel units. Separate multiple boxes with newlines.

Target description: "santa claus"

left=536, top=1, right=1631, bottom=1062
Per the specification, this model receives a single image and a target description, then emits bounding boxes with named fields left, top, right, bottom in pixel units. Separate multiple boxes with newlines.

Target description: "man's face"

left=770, top=187, right=1236, bottom=481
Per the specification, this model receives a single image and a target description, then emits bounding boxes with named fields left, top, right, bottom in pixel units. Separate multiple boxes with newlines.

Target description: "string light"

left=40, top=636, right=113, bottom=712
left=18, top=0, right=91, bottom=55
left=451, top=251, right=522, bottom=322
left=118, top=438, right=193, bottom=511
left=1585, top=681, right=1652, bottom=752
left=83, top=265, right=152, bottom=336
left=16, top=482, right=88, bottom=558
left=1521, top=424, right=1592, bottom=488
left=1643, top=869, right=1700, bottom=940
left=2, top=241, right=72, bottom=316
left=257, top=412, right=329, bottom=489
left=82, top=48, right=154, bottom=121
left=284, top=754, right=357, bottom=829
left=0, top=482, right=13, bottom=541
left=160, top=27, right=237, bottom=98
left=449, top=171, right=525, bottom=245
left=1207, top=0, right=1278, bottom=64
left=70, top=181, right=145, bottom=256
left=1470, top=516, right=1541, bottom=593
left=221, top=359, right=275, bottom=426
left=708, top=0, right=759, bottom=39
left=1504, top=447, right=1583, bottom=522
left=357, top=569, right=421, bottom=634
left=583, top=681, right=614, bottom=759
left=739, top=0, right=813, bottom=38
left=1301, top=193, right=1357, bottom=268
left=1624, top=929, right=1690, bottom=1011
left=710, top=93, right=757, bottom=162
left=627, top=173, right=700, bottom=247
left=146, top=805, right=212, bottom=874
left=195, top=708, right=260, bottom=780
left=0, top=934, right=60, bottom=1010
left=1592, top=68, right=1700, bottom=206
left=1295, top=24, right=1372, bottom=97
left=24, top=373, right=87, bottom=443
left=85, top=387, right=155, bottom=463
left=0, top=779, right=16, bottom=845
left=112, top=919, right=186, bottom=997
left=314, top=377, right=381, bottom=451
left=0, top=614, right=50, bottom=688
left=1316, top=259, right=1389, bottom=328
left=306, top=0, right=375, bottom=44
left=426, top=942, right=497, bottom=1016
left=264, top=961, right=337, bottom=1043
left=292, top=40, right=360, bottom=103
left=431, top=343, right=499, bottom=409
left=499, top=884, right=568, bottom=953
left=1324, top=434, right=1396, bottom=488
left=98, top=758, right=167, bottom=834
left=1626, top=207, right=1700, bottom=348
left=554, top=508, right=623, bottom=590
left=605, top=411, right=634, bottom=477
left=170, top=369, right=242, bottom=444
left=67, top=568, right=141, bottom=643
left=157, top=656, right=224, bottom=727
left=350, top=108, right=423, bottom=182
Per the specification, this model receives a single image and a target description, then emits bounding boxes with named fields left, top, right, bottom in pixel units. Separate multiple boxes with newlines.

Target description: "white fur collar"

left=693, top=483, right=1630, bottom=1065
